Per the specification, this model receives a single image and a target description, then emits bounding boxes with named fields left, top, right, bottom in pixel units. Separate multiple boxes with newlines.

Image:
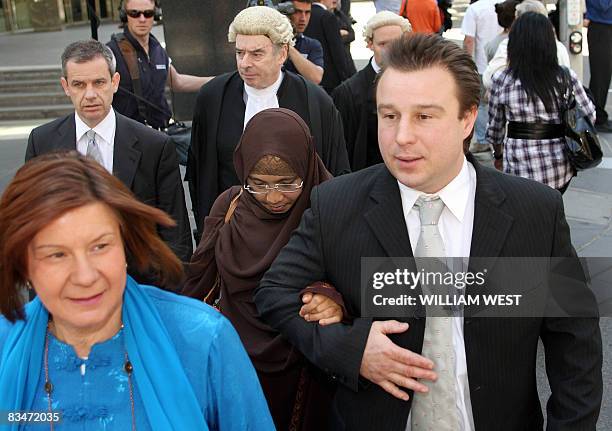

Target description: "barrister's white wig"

left=363, top=11, right=412, bottom=43
left=228, top=6, right=295, bottom=47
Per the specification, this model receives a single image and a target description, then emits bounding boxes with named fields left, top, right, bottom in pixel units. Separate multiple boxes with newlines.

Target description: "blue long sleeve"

left=586, top=0, right=612, bottom=24
left=206, top=318, right=276, bottom=431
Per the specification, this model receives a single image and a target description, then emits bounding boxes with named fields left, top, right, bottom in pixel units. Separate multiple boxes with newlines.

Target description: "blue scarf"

left=0, top=276, right=207, bottom=430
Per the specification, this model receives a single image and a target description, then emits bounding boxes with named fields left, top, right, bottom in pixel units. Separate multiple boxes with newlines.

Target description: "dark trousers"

left=587, top=21, right=612, bottom=124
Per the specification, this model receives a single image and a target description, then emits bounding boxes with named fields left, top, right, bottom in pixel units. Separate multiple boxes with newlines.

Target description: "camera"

left=245, top=0, right=296, bottom=15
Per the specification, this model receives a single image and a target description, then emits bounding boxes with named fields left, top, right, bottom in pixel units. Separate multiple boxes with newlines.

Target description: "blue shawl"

left=0, top=276, right=208, bottom=430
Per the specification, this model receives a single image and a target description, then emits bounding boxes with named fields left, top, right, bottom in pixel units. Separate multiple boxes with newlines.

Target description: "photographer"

left=108, top=0, right=212, bottom=129
left=285, top=0, right=325, bottom=84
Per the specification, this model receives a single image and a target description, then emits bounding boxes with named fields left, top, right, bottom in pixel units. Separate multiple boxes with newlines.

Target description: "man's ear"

left=366, top=39, right=373, bottom=51
left=279, top=44, right=289, bottom=64
left=60, top=77, right=70, bottom=97
left=111, top=72, right=121, bottom=94
left=462, top=105, right=478, bottom=141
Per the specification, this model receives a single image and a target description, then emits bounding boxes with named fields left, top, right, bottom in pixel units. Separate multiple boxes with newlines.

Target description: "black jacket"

left=255, top=157, right=602, bottom=430
left=304, top=4, right=355, bottom=93
left=26, top=112, right=192, bottom=280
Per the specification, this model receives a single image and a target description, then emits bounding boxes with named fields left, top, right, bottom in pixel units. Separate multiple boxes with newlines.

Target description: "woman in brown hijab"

left=182, top=108, right=345, bottom=430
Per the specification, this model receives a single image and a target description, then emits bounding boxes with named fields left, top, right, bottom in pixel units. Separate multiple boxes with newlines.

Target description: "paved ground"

left=1, top=2, right=611, bottom=428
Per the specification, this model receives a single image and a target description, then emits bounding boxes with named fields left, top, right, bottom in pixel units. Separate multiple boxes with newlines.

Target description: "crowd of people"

left=0, top=0, right=608, bottom=430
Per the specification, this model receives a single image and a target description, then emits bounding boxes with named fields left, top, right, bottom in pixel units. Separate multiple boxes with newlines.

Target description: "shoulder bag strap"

left=203, top=187, right=244, bottom=307
left=115, top=34, right=150, bottom=123
left=224, top=187, right=244, bottom=224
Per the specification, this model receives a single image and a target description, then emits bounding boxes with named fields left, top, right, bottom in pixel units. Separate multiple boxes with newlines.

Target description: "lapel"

left=463, top=155, right=515, bottom=429
left=56, top=115, right=78, bottom=150
left=468, top=154, right=513, bottom=259
left=364, top=167, right=413, bottom=258
left=465, top=154, right=514, bottom=306
left=112, top=113, right=141, bottom=189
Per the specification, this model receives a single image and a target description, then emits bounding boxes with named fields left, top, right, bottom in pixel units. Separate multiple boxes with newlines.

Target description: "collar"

left=313, top=2, right=327, bottom=10
left=397, top=157, right=472, bottom=223
left=75, top=109, right=116, bottom=144
left=243, top=71, right=284, bottom=100
left=370, top=57, right=382, bottom=74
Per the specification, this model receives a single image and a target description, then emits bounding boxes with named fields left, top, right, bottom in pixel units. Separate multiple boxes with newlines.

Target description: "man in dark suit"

left=26, top=40, right=192, bottom=285
left=333, top=10, right=411, bottom=171
left=255, top=34, right=602, bottom=430
left=305, top=0, right=355, bottom=93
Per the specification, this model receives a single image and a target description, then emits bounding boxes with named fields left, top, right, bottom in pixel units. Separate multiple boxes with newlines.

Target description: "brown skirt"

left=257, top=364, right=335, bottom=431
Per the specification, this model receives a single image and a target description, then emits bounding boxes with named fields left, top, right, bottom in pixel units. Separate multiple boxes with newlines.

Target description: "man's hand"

left=494, top=158, right=503, bottom=171
left=360, top=321, right=437, bottom=401
left=287, top=45, right=324, bottom=85
left=300, top=292, right=343, bottom=325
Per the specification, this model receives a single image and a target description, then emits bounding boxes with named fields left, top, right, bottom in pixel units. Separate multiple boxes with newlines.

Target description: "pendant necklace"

left=43, top=323, right=136, bottom=431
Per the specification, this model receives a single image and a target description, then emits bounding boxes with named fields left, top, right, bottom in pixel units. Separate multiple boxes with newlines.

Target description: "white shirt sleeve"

left=461, top=6, right=477, bottom=37
left=483, top=39, right=508, bottom=90
left=555, top=41, right=571, bottom=68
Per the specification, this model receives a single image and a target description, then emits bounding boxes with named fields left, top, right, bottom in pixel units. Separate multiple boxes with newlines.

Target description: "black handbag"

left=560, top=67, right=603, bottom=171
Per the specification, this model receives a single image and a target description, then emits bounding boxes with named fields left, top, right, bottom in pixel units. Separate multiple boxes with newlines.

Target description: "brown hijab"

left=182, top=108, right=331, bottom=372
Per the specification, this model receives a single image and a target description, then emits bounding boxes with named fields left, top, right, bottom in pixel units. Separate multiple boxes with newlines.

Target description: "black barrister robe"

left=187, top=70, right=350, bottom=238
left=332, top=59, right=381, bottom=171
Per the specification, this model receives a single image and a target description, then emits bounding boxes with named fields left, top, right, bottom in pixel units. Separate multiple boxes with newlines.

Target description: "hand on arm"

left=300, top=292, right=342, bottom=325
left=288, top=46, right=324, bottom=85
left=360, top=321, right=437, bottom=401
left=169, top=65, right=214, bottom=93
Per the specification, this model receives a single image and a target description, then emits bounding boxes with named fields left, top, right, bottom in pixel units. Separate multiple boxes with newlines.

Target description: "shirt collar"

left=397, top=157, right=471, bottom=223
left=244, top=71, right=284, bottom=99
left=370, top=57, right=382, bottom=74
left=313, top=2, right=327, bottom=10
left=75, top=109, right=116, bottom=145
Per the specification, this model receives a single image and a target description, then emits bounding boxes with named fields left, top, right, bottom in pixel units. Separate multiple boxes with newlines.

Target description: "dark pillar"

left=162, top=1, right=244, bottom=121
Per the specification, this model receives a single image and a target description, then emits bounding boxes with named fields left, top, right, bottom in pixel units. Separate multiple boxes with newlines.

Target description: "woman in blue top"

left=0, top=151, right=274, bottom=431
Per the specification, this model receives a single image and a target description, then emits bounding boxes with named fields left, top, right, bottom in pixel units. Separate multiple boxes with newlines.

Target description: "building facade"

left=0, top=0, right=119, bottom=32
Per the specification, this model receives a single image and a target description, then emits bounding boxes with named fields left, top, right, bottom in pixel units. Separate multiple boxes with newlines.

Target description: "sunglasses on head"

left=126, top=9, right=155, bottom=18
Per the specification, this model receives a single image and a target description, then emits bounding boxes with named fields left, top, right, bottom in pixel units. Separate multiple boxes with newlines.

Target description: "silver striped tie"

left=410, top=196, right=459, bottom=431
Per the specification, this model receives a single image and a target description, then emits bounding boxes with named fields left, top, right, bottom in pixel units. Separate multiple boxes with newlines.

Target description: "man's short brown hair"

left=377, top=33, right=480, bottom=118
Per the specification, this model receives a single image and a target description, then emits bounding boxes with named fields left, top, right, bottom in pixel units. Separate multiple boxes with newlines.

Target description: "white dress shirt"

left=75, top=109, right=116, bottom=174
left=371, top=57, right=382, bottom=74
left=460, top=0, right=504, bottom=74
left=399, top=157, right=477, bottom=431
left=243, top=72, right=284, bottom=129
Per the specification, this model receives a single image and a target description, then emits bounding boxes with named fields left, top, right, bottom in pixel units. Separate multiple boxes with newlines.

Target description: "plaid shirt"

left=486, top=68, right=596, bottom=190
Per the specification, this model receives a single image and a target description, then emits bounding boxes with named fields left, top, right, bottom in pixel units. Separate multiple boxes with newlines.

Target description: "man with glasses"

left=187, top=6, right=350, bottom=240
left=107, top=0, right=211, bottom=129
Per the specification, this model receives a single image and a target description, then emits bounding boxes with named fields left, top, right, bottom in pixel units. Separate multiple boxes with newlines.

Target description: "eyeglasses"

left=126, top=9, right=155, bottom=18
left=244, top=180, right=304, bottom=195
